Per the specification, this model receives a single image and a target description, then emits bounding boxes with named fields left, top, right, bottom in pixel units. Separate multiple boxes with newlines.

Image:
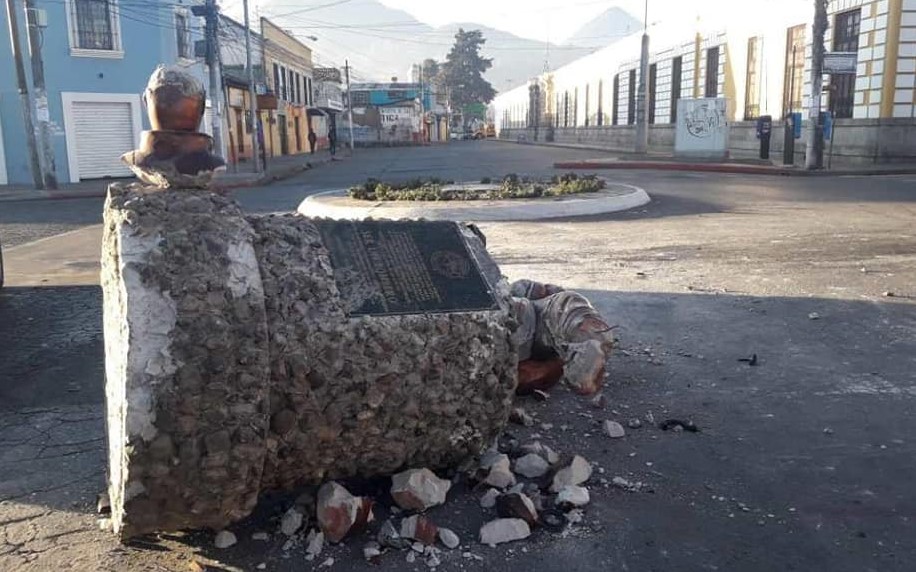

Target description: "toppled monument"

left=101, top=66, right=614, bottom=540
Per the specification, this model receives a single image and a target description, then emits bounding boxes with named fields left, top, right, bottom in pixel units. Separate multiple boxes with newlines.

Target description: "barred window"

left=175, top=12, right=190, bottom=59
left=71, top=0, right=119, bottom=51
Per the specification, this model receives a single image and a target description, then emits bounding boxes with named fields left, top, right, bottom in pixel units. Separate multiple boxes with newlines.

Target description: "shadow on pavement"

left=3, top=289, right=903, bottom=571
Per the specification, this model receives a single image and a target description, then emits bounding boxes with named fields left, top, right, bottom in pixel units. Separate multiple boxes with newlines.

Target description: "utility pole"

left=345, top=59, right=355, bottom=152
left=805, top=0, right=828, bottom=170
left=24, top=0, right=56, bottom=188
left=243, top=0, right=260, bottom=172
left=202, top=0, right=224, bottom=159
left=5, top=0, right=43, bottom=189
left=634, top=0, right=649, bottom=154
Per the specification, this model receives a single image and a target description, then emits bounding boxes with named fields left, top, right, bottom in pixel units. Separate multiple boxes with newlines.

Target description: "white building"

left=495, top=0, right=916, bottom=165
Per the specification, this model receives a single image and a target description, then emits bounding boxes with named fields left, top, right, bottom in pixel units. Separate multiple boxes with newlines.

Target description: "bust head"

left=143, top=65, right=206, bottom=132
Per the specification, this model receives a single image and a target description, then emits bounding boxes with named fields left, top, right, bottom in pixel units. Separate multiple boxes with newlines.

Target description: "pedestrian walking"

left=307, top=129, right=317, bottom=154
left=328, top=128, right=337, bottom=157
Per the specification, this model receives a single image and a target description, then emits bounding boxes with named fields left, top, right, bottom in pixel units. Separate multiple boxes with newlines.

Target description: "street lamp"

left=635, top=0, right=649, bottom=154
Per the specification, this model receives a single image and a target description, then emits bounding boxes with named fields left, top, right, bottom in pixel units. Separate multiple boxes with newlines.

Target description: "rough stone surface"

left=400, top=515, right=438, bottom=546
left=438, top=528, right=460, bottom=549
left=519, top=442, right=560, bottom=465
left=280, top=507, right=304, bottom=536
left=550, top=456, right=593, bottom=492
left=496, top=492, right=539, bottom=525
left=305, top=529, right=325, bottom=558
left=390, top=468, right=452, bottom=511
left=479, top=518, right=531, bottom=546
left=316, top=482, right=373, bottom=543
left=556, top=485, right=590, bottom=509
left=603, top=420, right=626, bottom=438
left=513, top=453, right=549, bottom=478
left=378, top=519, right=411, bottom=550
left=482, top=454, right=516, bottom=489
left=100, top=185, right=518, bottom=537
left=480, top=488, right=499, bottom=509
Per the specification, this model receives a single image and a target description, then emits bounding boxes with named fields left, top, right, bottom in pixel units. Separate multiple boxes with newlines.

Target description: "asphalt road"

left=1, top=141, right=915, bottom=571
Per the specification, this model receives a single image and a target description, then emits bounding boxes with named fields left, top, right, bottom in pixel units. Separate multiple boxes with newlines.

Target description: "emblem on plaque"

left=430, top=250, right=471, bottom=279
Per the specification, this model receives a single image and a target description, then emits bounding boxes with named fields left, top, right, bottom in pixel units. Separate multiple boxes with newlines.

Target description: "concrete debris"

left=363, top=541, right=382, bottom=560
left=425, top=546, right=443, bottom=568
left=808, top=312, right=820, bottom=320
left=251, top=531, right=269, bottom=541
left=519, top=441, right=560, bottom=465
left=391, top=468, right=452, bottom=511
left=479, top=518, right=532, bottom=546
left=319, top=557, right=335, bottom=568
left=483, top=454, right=516, bottom=489
left=565, top=509, right=585, bottom=524
left=480, top=488, right=500, bottom=508
left=510, top=407, right=535, bottom=427
left=213, top=530, right=237, bottom=549
left=627, top=418, right=643, bottom=429
left=412, top=542, right=425, bottom=553
left=438, top=527, right=460, bottom=549
left=611, top=476, right=646, bottom=492
left=378, top=519, right=412, bottom=550
left=550, top=455, right=593, bottom=492
left=305, top=529, right=325, bottom=559
left=513, top=453, right=549, bottom=478
left=280, top=506, right=304, bottom=536
left=590, top=393, right=607, bottom=409
left=400, top=514, right=439, bottom=545
left=406, top=551, right=417, bottom=563
left=97, top=492, right=111, bottom=515
left=317, top=482, right=373, bottom=543
left=603, top=420, right=626, bottom=439
left=496, top=492, right=539, bottom=525
left=556, top=485, right=590, bottom=509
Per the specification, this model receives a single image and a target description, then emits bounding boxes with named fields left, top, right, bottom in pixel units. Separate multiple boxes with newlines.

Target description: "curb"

left=553, top=160, right=916, bottom=176
left=0, top=157, right=337, bottom=203
left=298, top=183, right=651, bottom=222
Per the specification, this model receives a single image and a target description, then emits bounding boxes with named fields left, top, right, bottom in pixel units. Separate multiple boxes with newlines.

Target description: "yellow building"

left=261, top=18, right=315, bottom=157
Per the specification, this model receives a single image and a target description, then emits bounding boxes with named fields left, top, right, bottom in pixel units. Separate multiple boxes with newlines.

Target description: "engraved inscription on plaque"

left=316, top=220, right=497, bottom=316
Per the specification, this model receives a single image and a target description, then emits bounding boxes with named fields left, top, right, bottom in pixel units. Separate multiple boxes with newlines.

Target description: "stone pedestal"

left=101, top=184, right=517, bottom=538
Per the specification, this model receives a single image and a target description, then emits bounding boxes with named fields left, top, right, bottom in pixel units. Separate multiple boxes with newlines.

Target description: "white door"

left=70, top=101, right=135, bottom=179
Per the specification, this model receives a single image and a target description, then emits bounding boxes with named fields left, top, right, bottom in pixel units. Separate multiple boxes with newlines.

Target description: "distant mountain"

left=251, top=0, right=636, bottom=93
left=563, top=7, right=641, bottom=47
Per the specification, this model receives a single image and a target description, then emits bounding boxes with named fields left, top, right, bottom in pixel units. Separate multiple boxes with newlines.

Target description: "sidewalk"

left=491, top=139, right=916, bottom=177
left=0, top=151, right=339, bottom=202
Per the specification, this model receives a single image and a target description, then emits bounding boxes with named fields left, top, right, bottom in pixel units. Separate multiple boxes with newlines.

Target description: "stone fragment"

left=627, top=418, right=642, bottom=429
left=391, top=468, right=451, bottom=511
left=483, top=454, right=516, bottom=489
left=479, top=518, right=531, bottom=546
left=519, top=442, right=560, bottom=465
left=496, top=492, right=539, bottom=525
left=363, top=541, right=382, bottom=560
left=425, top=546, right=442, bottom=567
left=565, top=510, right=585, bottom=524
left=438, top=528, right=460, bottom=549
left=97, top=492, right=111, bottom=515
left=400, top=515, right=439, bottom=545
left=406, top=552, right=417, bottom=564
left=378, top=519, right=411, bottom=550
left=480, top=488, right=499, bottom=508
left=305, top=529, right=324, bottom=559
left=319, top=557, right=334, bottom=568
left=280, top=506, right=304, bottom=536
left=251, top=531, right=269, bottom=541
left=603, top=420, right=626, bottom=439
left=590, top=393, right=607, bottom=409
left=317, top=482, right=373, bottom=543
left=550, top=456, right=593, bottom=492
left=214, top=530, right=237, bottom=548
left=510, top=407, right=535, bottom=427
left=556, top=485, right=590, bottom=509
left=513, top=454, right=549, bottom=478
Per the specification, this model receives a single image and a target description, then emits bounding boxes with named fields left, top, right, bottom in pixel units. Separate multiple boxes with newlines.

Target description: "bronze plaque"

left=316, top=220, right=497, bottom=316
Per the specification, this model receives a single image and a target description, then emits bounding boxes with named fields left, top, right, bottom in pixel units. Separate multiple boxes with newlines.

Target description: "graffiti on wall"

left=675, top=98, right=728, bottom=157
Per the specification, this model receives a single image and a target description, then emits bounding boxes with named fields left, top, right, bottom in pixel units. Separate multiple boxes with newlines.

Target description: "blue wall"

left=0, top=0, right=208, bottom=184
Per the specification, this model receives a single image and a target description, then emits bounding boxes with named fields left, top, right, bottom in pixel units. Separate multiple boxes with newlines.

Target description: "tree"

left=441, top=29, right=496, bottom=122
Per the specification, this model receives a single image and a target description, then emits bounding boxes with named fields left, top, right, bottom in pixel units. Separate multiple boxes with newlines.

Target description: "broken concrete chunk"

left=363, top=541, right=382, bottom=560
left=603, top=420, right=626, bottom=439
left=479, top=518, right=532, bottom=546
left=556, top=485, right=590, bottom=509
left=438, top=527, right=460, bottom=549
left=316, top=481, right=373, bottom=543
left=510, top=407, right=535, bottom=427
left=519, top=441, right=560, bottom=465
left=480, top=488, right=500, bottom=509
left=378, top=519, right=411, bottom=550
left=305, top=529, right=324, bottom=558
left=513, top=453, right=549, bottom=478
left=400, top=514, right=438, bottom=546
left=496, top=492, right=539, bottom=525
left=483, top=454, right=516, bottom=489
left=550, top=455, right=593, bottom=492
left=214, top=530, right=237, bottom=549
left=280, top=506, right=304, bottom=536
left=390, top=468, right=452, bottom=511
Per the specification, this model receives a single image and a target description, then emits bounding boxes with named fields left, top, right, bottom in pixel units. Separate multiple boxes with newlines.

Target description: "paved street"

left=1, top=141, right=915, bottom=571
